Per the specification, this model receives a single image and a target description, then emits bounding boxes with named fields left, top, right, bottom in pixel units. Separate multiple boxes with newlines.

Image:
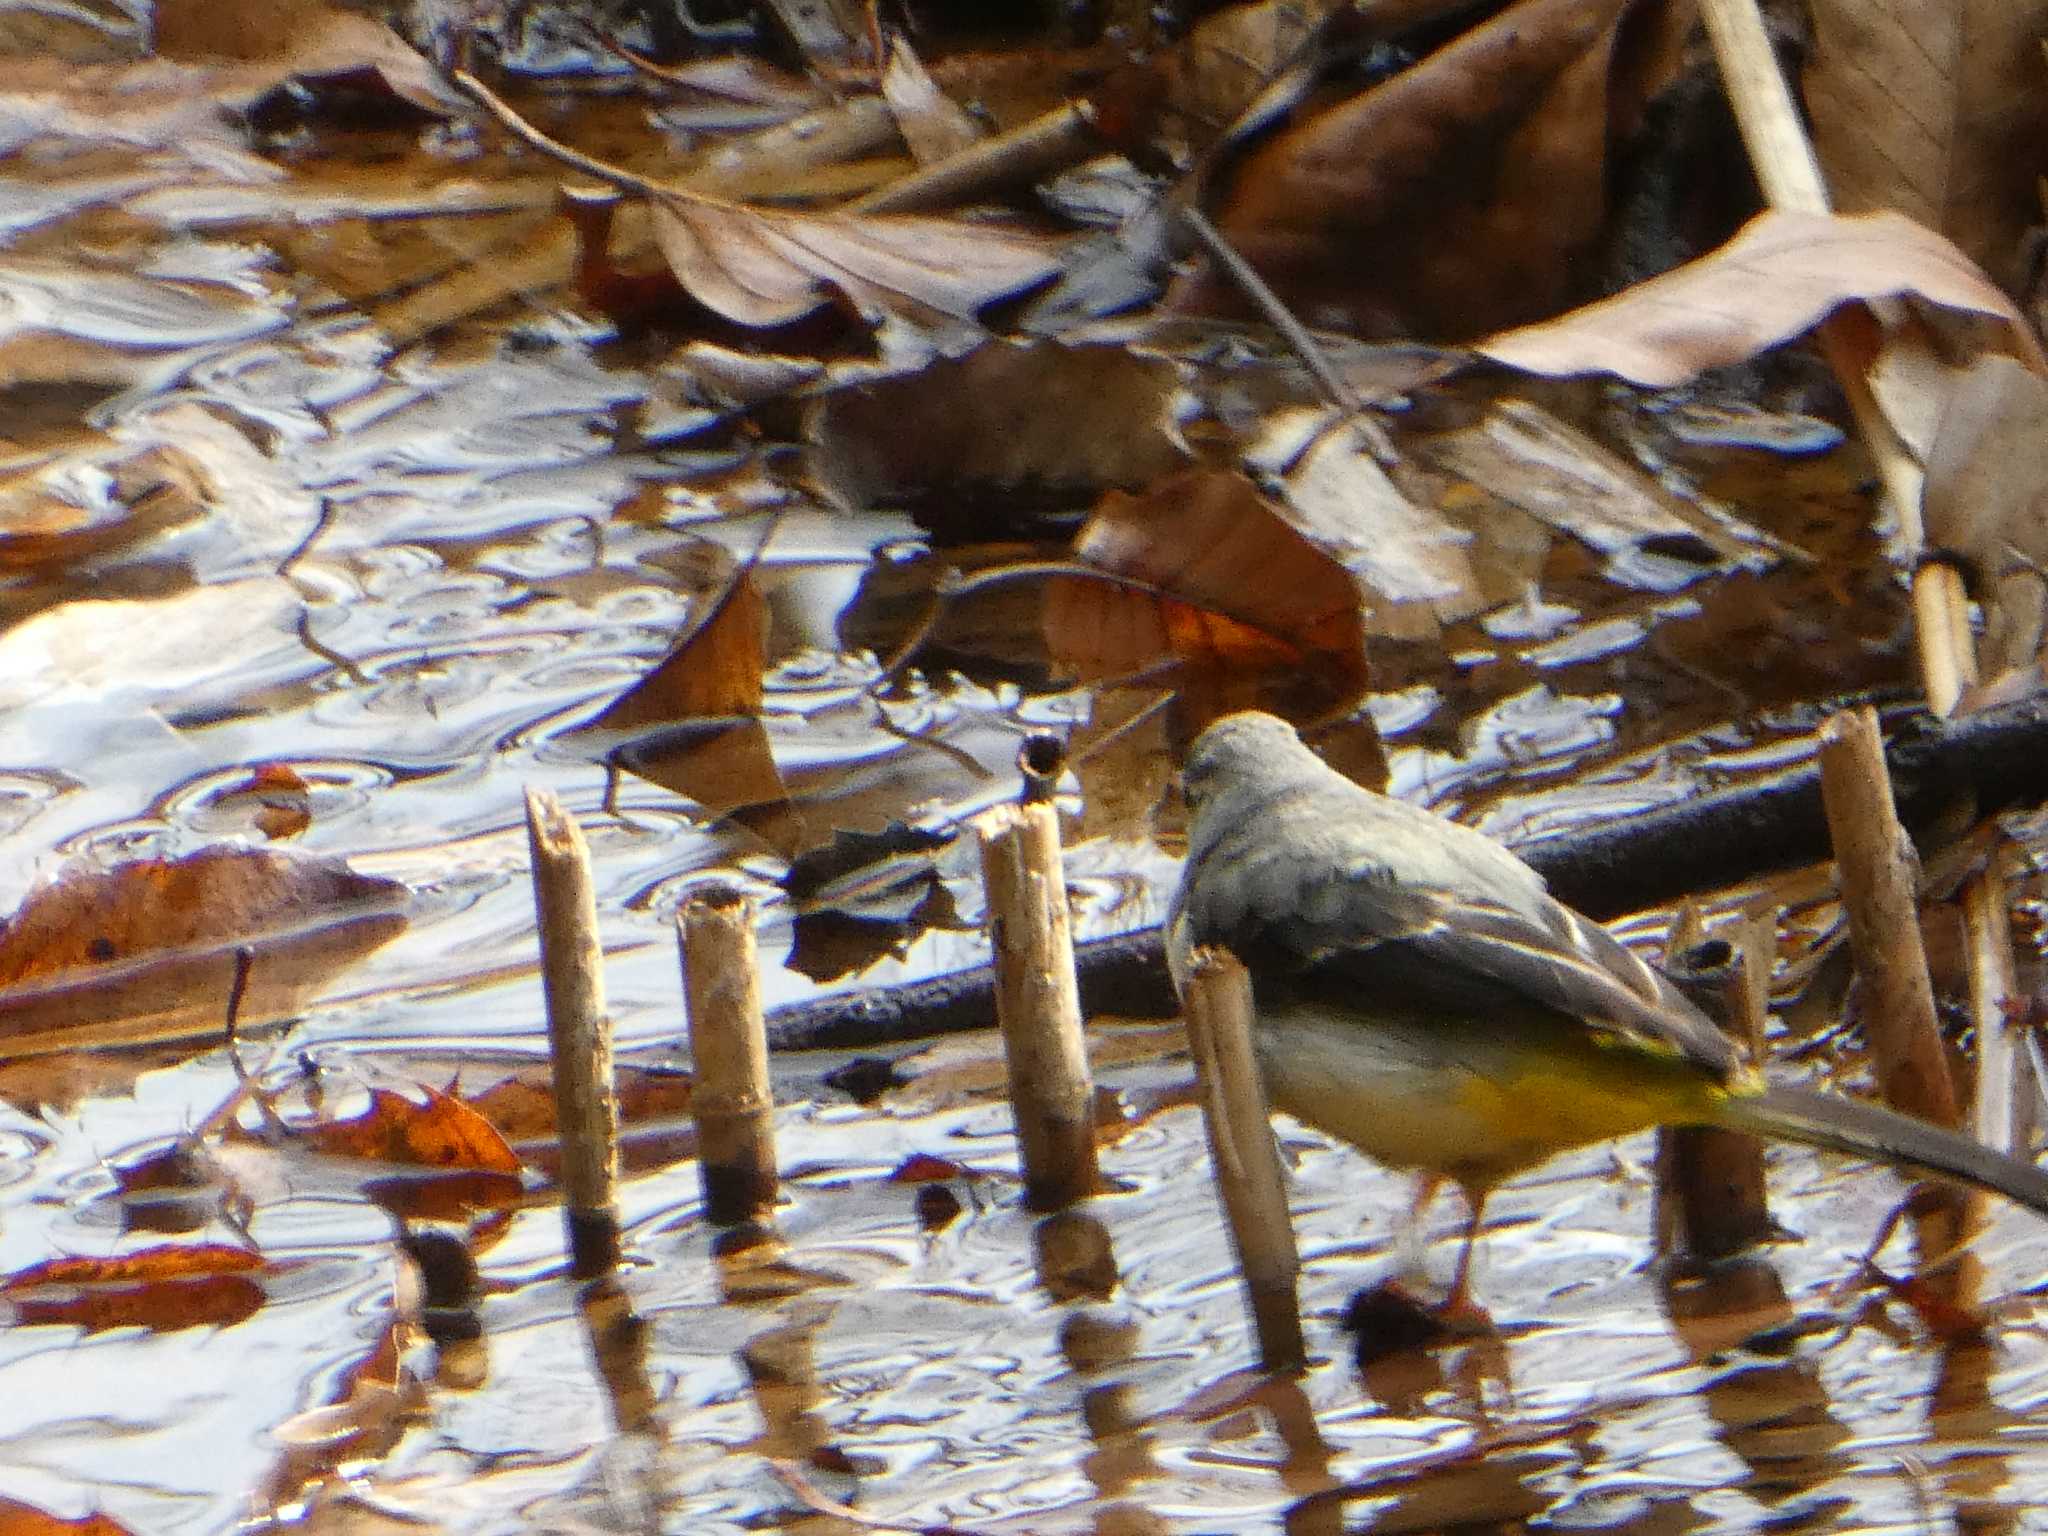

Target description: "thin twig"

left=453, top=69, right=676, bottom=201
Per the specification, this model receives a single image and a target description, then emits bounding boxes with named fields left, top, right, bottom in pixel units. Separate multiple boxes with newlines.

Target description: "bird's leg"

left=1391, top=1173, right=1446, bottom=1280
left=1440, top=1185, right=1492, bottom=1320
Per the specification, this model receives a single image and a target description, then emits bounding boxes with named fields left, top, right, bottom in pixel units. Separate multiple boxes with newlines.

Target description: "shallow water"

left=4, top=17, right=2045, bottom=1536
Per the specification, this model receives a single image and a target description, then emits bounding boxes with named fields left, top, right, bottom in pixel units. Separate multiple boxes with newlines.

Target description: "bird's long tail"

left=1716, top=1085, right=2048, bottom=1219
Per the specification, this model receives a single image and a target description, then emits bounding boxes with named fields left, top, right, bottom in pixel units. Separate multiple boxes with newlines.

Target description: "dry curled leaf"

left=1476, top=208, right=2043, bottom=386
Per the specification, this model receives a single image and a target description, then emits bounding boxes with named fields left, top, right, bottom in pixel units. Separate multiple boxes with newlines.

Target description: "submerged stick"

left=1816, top=708, right=1960, bottom=1129
left=681, top=885, right=780, bottom=1226
left=526, top=788, right=621, bottom=1277
left=1182, top=948, right=1304, bottom=1373
left=977, top=792, right=1100, bottom=1211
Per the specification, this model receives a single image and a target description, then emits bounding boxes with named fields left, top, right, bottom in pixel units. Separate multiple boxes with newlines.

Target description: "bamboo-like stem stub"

left=1655, top=934, right=1774, bottom=1262
left=1964, top=837, right=2031, bottom=1157
left=976, top=800, right=1099, bottom=1210
left=681, top=884, right=779, bottom=1226
left=1815, top=708, right=1961, bottom=1129
left=525, top=787, right=621, bottom=1277
left=1181, top=947, right=1305, bottom=1373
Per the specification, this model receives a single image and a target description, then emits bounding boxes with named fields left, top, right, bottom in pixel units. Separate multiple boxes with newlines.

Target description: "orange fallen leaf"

left=466, top=1063, right=695, bottom=1140
left=1044, top=468, right=1372, bottom=721
left=210, top=762, right=315, bottom=841
left=287, top=1086, right=523, bottom=1174
left=0, top=1501, right=137, bottom=1536
left=2, top=1242, right=272, bottom=1334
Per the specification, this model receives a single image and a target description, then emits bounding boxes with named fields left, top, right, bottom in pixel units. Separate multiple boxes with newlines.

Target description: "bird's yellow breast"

left=1254, top=1003, right=1729, bottom=1190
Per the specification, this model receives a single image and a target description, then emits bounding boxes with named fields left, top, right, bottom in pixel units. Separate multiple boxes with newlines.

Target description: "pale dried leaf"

left=1924, top=354, right=2048, bottom=671
left=1476, top=209, right=2040, bottom=386
left=1804, top=0, right=2048, bottom=289
left=648, top=191, right=1063, bottom=342
left=1413, top=399, right=1749, bottom=590
left=1246, top=409, right=1480, bottom=639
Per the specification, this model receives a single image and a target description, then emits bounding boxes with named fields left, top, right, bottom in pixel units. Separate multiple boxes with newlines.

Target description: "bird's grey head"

left=1180, top=711, right=1325, bottom=821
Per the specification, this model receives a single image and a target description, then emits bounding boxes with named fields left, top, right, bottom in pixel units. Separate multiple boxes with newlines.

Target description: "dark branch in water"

left=766, top=693, right=2048, bottom=1054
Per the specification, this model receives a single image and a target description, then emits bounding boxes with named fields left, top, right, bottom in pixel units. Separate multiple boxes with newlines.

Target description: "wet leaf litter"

left=5, top=0, right=2048, bottom=1532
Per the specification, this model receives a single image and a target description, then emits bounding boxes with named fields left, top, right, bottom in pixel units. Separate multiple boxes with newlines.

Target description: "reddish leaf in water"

left=0, top=1502, right=138, bottom=1536
left=0, top=847, right=408, bottom=1055
left=1178, top=0, right=1634, bottom=339
left=1045, top=468, right=1371, bottom=713
left=889, top=1153, right=975, bottom=1183
left=467, top=1063, right=695, bottom=1140
left=290, top=1086, right=523, bottom=1174
left=1, top=1243, right=271, bottom=1334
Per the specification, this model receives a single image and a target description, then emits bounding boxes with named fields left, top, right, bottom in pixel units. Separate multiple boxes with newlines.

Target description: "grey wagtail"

left=1167, top=710, right=2048, bottom=1307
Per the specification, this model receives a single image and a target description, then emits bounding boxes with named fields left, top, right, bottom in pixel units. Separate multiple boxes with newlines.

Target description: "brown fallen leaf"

left=0, top=847, right=408, bottom=1056
left=568, top=544, right=798, bottom=851
left=1475, top=208, right=2044, bottom=387
left=1044, top=467, right=1372, bottom=725
left=1, top=1242, right=272, bottom=1334
left=1923, top=354, right=2048, bottom=676
left=152, top=0, right=458, bottom=116
left=647, top=189, right=1064, bottom=344
left=1177, top=0, right=1635, bottom=339
left=1804, top=0, right=2048, bottom=292
left=279, top=1085, right=524, bottom=1174
left=805, top=340, right=1189, bottom=536
left=1407, top=397, right=1754, bottom=590
left=0, top=440, right=208, bottom=573
left=1247, top=410, right=1482, bottom=638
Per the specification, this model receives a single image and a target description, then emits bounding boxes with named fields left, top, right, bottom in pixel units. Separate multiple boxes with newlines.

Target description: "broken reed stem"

left=1181, top=948, right=1304, bottom=1373
left=1963, top=838, right=2031, bottom=1156
left=1815, top=709, right=1961, bottom=1129
left=680, top=885, right=780, bottom=1226
left=976, top=799, right=1100, bottom=1211
left=525, top=788, right=621, bottom=1277
left=1656, top=936, right=1774, bottom=1262
left=849, top=100, right=1101, bottom=214
left=1696, top=0, right=1975, bottom=716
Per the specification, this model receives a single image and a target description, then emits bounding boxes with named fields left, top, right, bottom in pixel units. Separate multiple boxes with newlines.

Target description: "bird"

left=1166, top=709, right=2048, bottom=1310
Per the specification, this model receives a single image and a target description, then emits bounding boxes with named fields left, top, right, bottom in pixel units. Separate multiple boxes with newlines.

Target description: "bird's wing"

left=1189, top=855, right=1740, bottom=1079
